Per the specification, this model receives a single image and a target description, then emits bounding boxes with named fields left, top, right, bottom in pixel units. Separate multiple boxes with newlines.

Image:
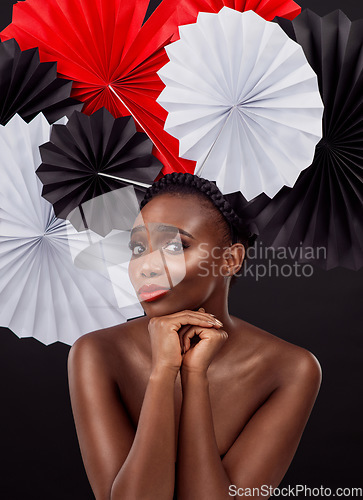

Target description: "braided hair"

left=140, top=172, right=258, bottom=285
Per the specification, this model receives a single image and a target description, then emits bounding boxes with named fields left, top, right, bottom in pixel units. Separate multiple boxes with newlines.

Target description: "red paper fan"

left=139, top=0, right=301, bottom=47
left=0, top=0, right=194, bottom=174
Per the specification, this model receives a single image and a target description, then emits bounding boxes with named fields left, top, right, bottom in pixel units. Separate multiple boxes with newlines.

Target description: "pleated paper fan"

left=65, top=185, right=144, bottom=241
left=141, top=0, right=301, bottom=50
left=1, top=0, right=155, bottom=117
left=157, top=8, right=324, bottom=201
left=0, top=38, right=82, bottom=125
left=36, top=108, right=163, bottom=234
left=240, top=10, right=363, bottom=270
left=0, top=114, right=143, bottom=345
left=0, top=0, right=196, bottom=175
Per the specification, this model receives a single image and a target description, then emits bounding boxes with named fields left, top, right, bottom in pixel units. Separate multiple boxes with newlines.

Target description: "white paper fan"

left=0, top=114, right=143, bottom=346
left=157, top=7, right=324, bottom=201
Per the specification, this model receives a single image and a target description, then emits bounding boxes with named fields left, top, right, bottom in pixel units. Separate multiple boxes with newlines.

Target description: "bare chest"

left=111, top=338, right=274, bottom=456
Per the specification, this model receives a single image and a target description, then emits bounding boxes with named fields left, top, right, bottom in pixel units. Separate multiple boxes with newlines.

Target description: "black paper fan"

left=36, top=108, right=163, bottom=235
left=239, top=10, right=363, bottom=270
left=0, top=38, right=83, bottom=125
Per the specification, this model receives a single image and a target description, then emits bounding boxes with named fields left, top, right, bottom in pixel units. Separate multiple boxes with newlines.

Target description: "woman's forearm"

left=177, top=369, right=231, bottom=500
left=110, top=366, right=177, bottom=500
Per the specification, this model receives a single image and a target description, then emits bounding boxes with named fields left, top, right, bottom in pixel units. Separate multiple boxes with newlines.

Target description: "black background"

left=0, top=0, right=362, bottom=498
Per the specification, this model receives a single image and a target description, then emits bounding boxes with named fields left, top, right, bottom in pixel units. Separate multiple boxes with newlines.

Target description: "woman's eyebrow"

left=130, top=224, right=195, bottom=239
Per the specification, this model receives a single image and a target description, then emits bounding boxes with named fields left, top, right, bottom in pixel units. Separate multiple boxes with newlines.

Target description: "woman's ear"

left=222, top=243, right=245, bottom=276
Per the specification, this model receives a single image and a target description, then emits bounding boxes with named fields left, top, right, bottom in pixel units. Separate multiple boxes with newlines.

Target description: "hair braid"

left=140, top=172, right=257, bottom=248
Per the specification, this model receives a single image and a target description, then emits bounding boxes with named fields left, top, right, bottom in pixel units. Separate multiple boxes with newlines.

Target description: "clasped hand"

left=148, top=308, right=228, bottom=375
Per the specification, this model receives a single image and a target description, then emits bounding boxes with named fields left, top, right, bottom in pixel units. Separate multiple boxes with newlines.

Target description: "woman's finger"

left=197, top=306, right=217, bottom=319
left=173, top=311, right=223, bottom=330
left=178, top=309, right=213, bottom=353
left=182, top=325, right=204, bottom=353
left=177, top=324, right=192, bottom=352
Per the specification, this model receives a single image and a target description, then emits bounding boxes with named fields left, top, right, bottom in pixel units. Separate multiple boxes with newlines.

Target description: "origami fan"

left=1, top=0, right=302, bottom=176
left=239, top=10, right=363, bottom=270
left=0, top=0, right=195, bottom=175
left=36, top=108, right=163, bottom=234
left=0, top=114, right=143, bottom=345
left=157, top=8, right=324, bottom=201
left=66, top=185, right=146, bottom=239
left=0, top=38, right=82, bottom=125
left=141, top=0, right=301, bottom=47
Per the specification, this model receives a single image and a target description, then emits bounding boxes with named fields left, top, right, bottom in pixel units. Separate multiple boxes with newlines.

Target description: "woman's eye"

left=128, top=241, right=145, bottom=256
left=128, top=239, right=189, bottom=256
left=163, top=240, right=187, bottom=253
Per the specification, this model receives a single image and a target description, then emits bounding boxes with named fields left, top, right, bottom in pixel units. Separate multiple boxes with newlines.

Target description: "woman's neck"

left=194, top=289, right=236, bottom=335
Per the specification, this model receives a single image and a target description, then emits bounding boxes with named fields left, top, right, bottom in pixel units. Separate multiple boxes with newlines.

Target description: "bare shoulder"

left=67, top=316, right=148, bottom=377
left=70, top=315, right=148, bottom=349
left=231, top=316, right=322, bottom=391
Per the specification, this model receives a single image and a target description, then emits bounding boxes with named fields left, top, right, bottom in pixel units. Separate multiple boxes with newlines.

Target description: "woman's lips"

left=137, top=284, right=170, bottom=302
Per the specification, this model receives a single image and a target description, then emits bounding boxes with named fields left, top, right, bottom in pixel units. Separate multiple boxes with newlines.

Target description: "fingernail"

left=215, top=319, right=223, bottom=326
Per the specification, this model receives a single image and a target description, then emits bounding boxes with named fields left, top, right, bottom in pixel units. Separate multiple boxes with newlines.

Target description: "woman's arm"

left=177, top=369, right=231, bottom=498
left=68, top=335, right=178, bottom=500
left=110, top=364, right=178, bottom=499
left=176, top=347, right=322, bottom=500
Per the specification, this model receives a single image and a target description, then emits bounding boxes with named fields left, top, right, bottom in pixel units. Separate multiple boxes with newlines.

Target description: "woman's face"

left=128, top=193, right=236, bottom=317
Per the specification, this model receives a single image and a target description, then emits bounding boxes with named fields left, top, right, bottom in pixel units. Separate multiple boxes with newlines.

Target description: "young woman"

left=68, top=172, right=322, bottom=500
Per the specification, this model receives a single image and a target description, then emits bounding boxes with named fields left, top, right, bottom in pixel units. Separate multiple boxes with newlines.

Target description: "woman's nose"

left=141, top=270, right=159, bottom=278
left=139, top=249, right=164, bottom=278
